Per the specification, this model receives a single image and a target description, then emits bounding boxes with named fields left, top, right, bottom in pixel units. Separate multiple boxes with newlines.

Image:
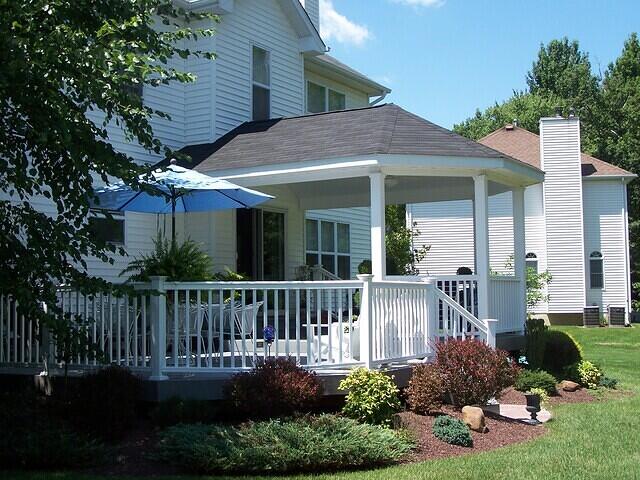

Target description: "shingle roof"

left=180, top=104, right=518, bottom=173
left=479, top=125, right=634, bottom=177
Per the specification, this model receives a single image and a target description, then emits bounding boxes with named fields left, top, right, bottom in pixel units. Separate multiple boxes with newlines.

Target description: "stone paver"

left=482, top=404, right=552, bottom=424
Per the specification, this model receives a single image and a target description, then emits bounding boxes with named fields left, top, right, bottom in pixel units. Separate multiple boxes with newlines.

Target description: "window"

left=306, top=81, right=346, bottom=113
left=305, top=219, right=350, bottom=279
left=589, top=251, right=604, bottom=289
left=252, top=46, right=270, bottom=120
left=525, top=252, right=538, bottom=274
left=88, top=211, right=125, bottom=245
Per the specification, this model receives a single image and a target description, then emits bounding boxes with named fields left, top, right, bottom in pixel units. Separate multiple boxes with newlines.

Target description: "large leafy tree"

left=0, top=2, right=215, bottom=320
left=455, top=34, right=640, bottom=306
left=597, top=33, right=640, bottom=301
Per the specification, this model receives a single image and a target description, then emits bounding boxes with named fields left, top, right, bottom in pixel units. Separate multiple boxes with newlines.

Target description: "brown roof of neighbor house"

left=479, top=125, right=635, bottom=177
left=179, top=104, right=532, bottom=173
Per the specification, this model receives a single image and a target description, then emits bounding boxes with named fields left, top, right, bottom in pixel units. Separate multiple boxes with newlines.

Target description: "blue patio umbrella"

left=92, top=159, right=273, bottom=242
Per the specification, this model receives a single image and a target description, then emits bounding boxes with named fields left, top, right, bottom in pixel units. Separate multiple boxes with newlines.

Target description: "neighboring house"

left=408, top=116, right=635, bottom=324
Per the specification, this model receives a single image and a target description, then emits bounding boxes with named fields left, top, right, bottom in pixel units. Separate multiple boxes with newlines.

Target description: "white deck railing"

left=1, top=275, right=498, bottom=376
left=489, top=275, right=523, bottom=333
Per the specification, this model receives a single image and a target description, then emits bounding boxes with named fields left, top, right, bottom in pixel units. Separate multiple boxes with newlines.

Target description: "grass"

left=7, top=326, right=640, bottom=480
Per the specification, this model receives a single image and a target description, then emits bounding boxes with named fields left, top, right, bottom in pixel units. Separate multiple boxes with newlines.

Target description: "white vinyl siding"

left=540, top=118, right=586, bottom=313
left=583, top=180, right=629, bottom=309
left=214, top=0, right=304, bottom=137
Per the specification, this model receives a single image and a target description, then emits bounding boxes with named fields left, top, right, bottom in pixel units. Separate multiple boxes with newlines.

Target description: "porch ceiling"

left=277, top=176, right=509, bottom=210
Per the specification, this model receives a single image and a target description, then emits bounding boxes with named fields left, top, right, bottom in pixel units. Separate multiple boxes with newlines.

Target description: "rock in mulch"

left=559, top=380, right=581, bottom=392
left=462, top=405, right=488, bottom=433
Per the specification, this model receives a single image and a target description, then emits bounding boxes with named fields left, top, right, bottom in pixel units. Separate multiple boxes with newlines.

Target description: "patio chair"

left=311, top=320, right=359, bottom=364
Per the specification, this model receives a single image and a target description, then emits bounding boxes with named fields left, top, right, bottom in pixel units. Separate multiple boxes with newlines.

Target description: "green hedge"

left=156, top=414, right=414, bottom=474
left=432, top=415, right=473, bottom=447
left=514, top=369, right=558, bottom=395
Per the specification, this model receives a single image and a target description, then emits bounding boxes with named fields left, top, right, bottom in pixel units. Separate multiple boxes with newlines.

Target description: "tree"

left=597, top=33, right=640, bottom=304
left=454, top=92, right=561, bottom=140
left=0, top=3, right=215, bottom=330
left=385, top=205, right=430, bottom=275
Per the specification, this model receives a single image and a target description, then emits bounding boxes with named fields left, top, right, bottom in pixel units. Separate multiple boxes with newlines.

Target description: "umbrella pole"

left=171, top=196, right=177, bottom=245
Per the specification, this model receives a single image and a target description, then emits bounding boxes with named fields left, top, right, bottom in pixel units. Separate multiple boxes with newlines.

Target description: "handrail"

left=435, top=289, right=487, bottom=334
left=132, top=279, right=363, bottom=291
left=310, top=265, right=342, bottom=281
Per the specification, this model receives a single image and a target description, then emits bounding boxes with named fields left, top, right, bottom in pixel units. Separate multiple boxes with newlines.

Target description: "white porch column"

left=369, top=173, right=386, bottom=280
left=512, top=187, right=527, bottom=329
left=474, top=175, right=490, bottom=320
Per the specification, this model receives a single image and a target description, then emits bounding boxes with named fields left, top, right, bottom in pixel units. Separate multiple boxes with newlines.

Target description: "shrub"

left=156, top=414, right=414, bottom=474
left=406, top=364, right=445, bottom=415
left=65, top=365, right=140, bottom=440
left=542, top=330, right=583, bottom=374
left=434, top=339, right=519, bottom=407
left=599, top=376, right=618, bottom=389
left=432, top=415, right=473, bottom=447
left=529, top=387, right=550, bottom=405
left=339, top=368, right=401, bottom=426
left=150, top=396, right=220, bottom=427
left=514, top=369, right=557, bottom=395
left=524, top=318, right=547, bottom=369
left=225, top=357, right=323, bottom=420
left=577, top=360, right=603, bottom=389
left=0, top=389, right=104, bottom=469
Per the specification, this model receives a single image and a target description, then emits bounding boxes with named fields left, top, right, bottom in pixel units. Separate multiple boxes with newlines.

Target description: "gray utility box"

left=608, top=306, right=626, bottom=327
left=583, top=306, right=601, bottom=327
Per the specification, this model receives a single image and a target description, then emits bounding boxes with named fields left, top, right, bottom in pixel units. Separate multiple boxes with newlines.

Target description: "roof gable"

left=479, top=125, right=634, bottom=177
left=179, top=104, right=516, bottom=173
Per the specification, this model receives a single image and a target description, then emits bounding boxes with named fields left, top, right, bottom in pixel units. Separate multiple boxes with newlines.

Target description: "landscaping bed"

left=396, top=407, right=546, bottom=463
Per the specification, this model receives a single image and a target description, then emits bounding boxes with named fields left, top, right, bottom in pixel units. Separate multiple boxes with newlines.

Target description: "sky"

left=318, top=0, right=639, bottom=129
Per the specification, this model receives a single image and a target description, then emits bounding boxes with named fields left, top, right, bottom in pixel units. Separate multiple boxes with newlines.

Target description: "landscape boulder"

left=462, top=406, right=488, bottom=433
left=559, top=380, right=581, bottom=392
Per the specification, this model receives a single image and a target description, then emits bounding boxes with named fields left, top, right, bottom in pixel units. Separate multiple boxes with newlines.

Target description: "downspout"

left=369, top=90, right=389, bottom=106
left=622, top=178, right=632, bottom=324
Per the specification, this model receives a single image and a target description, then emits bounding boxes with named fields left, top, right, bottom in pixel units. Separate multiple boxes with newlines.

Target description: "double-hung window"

left=589, top=251, right=604, bottom=289
left=252, top=46, right=270, bottom=121
left=305, top=219, right=351, bottom=279
left=306, top=81, right=346, bottom=113
left=88, top=210, right=125, bottom=245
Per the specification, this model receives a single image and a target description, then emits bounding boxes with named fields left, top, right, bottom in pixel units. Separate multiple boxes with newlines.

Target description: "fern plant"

left=120, top=233, right=213, bottom=282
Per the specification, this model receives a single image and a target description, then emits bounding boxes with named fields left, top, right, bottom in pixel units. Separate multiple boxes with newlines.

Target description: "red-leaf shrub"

left=435, top=339, right=519, bottom=407
left=406, top=364, right=445, bottom=415
left=225, top=357, right=323, bottom=419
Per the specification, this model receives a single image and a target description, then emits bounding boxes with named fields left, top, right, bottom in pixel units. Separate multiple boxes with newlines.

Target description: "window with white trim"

left=589, top=251, right=604, bottom=289
left=306, top=81, right=346, bottom=113
left=305, top=219, right=350, bottom=279
left=252, top=46, right=270, bottom=121
left=88, top=210, right=125, bottom=245
left=525, top=252, right=538, bottom=274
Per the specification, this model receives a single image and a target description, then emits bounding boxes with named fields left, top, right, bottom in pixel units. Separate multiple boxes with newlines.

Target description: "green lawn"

left=9, top=326, right=640, bottom=480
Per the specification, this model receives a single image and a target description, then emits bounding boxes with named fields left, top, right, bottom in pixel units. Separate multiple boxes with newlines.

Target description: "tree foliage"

left=0, top=2, right=216, bottom=326
left=455, top=34, right=640, bottom=305
left=385, top=204, right=430, bottom=275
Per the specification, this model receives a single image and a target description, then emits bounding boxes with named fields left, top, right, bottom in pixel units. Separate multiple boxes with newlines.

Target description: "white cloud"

left=391, top=0, right=444, bottom=7
left=319, top=0, right=372, bottom=47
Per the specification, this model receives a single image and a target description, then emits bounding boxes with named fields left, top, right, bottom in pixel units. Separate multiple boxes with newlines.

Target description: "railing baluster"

left=218, top=289, right=224, bottom=368
left=348, top=288, right=353, bottom=362
left=196, top=289, right=202, bottom=368
left=240, top=289, right=247, bottom=369
left=295, top=289, right=300, bottom=363
left=0, top=294, right=4, bottom=363
left=132, top=296, right=138, bottom=367
left=327, top=289, right=332, bottom=363
left=284, top=289, right=290, bottom=357
left=252, top=290, right=258, bottom=365
left=230, top=289, right=236, bottom=368
left=141, top=295, right=147, bottom=367
left=273, top=289, right=278, bottom=359
left=338, top=288, right=343, bottom=364
left=184, top=290, right=190, bottom=367
left=207, top=290, right=213, bottom=368
left=173, top=290, right=178, bottom=368
left=306, top=289, right=312, bottom=366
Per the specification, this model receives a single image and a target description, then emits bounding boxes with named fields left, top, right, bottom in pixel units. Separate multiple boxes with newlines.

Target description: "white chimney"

left=301, top=0, right=320, bottom=31
left=540, top=114, right=586, bottom=314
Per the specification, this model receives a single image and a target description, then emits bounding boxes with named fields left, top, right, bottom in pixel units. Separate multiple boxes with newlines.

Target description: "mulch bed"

left=82, top=387, right=596, bottom=476
left=398, top=386, right=594, bottom=464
